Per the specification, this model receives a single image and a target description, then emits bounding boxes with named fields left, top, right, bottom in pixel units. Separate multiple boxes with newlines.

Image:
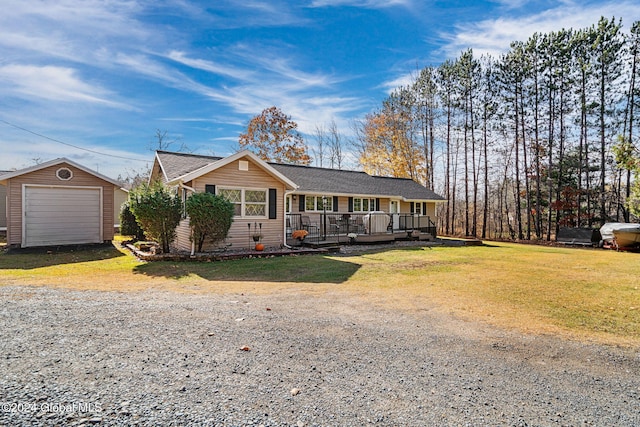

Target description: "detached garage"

left=0, top=158, right=121, bottom=248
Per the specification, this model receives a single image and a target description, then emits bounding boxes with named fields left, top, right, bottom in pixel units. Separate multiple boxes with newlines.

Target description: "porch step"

left=303, top=242, right=341, bottom=251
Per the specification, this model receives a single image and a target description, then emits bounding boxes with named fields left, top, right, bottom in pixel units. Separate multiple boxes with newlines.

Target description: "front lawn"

left=1, top=240, right=638, bottom=345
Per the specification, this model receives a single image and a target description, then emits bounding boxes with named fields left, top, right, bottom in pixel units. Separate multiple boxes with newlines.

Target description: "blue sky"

left=1, top=0, right=639, bottom=179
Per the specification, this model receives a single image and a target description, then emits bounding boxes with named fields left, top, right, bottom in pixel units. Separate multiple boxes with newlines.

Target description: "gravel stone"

left=1, top=285, right=640, bottom=426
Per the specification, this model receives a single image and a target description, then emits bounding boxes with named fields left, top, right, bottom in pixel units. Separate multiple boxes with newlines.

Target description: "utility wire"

left=1, top=119, right=149, bottom=162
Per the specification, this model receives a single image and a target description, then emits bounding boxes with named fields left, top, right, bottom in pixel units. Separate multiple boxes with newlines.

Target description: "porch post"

left=322, top=195, right=327, bottom=240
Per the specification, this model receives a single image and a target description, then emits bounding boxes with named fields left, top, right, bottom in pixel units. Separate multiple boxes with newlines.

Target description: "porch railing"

left=286, top=212, right=436, bottom=242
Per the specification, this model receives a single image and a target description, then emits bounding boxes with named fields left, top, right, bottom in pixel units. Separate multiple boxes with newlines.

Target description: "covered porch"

left=286, top=212, right=437, bottom=247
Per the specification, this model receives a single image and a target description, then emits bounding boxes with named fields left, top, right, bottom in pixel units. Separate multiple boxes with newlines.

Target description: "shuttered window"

left=303, top=195, right=333, bottom=212
left=218, top=187, right=268, bottom=218
left=352, top=197, right=376, bottom=212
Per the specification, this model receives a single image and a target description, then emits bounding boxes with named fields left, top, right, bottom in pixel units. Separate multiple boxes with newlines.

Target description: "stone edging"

left=124, top=243, right=328, bottom=262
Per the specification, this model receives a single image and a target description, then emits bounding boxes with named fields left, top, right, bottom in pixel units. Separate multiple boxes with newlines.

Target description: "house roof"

left=155, top=150, right=445, bottom=202
left=157, top=150, right=297, bottom=191
left=156, top=151, right=223, bottom=181
left=0, top=158, right=121, bottom=187
left=269, top=163, right=445, bottom=201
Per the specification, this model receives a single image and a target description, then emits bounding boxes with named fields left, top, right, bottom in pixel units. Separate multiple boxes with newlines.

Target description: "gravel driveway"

left=1, top=285, right=639, bottom=426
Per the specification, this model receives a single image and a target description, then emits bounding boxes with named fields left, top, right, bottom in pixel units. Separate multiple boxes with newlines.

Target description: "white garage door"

left=24, top=186, right=102, bottom=247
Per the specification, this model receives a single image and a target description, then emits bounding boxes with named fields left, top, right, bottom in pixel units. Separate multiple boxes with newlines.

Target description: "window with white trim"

left=304, top=195, right=332, bottom=212
left=218, top=188, right=267, bottom=217
left=414, top=203, right=422, bottom=215
left=353, top=197, right=376, bottom=212
left=181, top=188, right=188, bottom=219
left=56, top=167, right=73, bottom=181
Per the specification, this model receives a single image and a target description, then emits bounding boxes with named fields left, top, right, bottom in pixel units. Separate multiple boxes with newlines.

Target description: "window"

left=414, top=202, right=422, bottom=215
left=353, top=197, right=376, bottom=212
left=304, top=195, right=332, bottom=212
left=181, top=188, right=188, bottom=219
left=218, top=188, right=267, bottom=218
left=245, top=190, right=266, bottom=216
left=56, top=167, right=73, bottom=181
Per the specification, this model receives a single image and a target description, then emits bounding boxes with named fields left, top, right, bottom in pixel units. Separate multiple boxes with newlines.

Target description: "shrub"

left=129, top=182, right=182, bottom=253
left=185, top=192, right=235, bottom=252
left=119, top=200, right=145, bottom=241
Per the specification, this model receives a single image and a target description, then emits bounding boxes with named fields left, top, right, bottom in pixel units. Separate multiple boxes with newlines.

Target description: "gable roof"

left=0, top=158, right=121, bottom=187
left=155, top=150, right=444, bottom=202
left=158, top=150, right=297, bottom=190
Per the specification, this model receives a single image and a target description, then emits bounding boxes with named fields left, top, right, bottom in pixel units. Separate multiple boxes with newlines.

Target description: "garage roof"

left=0, top=158, right=122, bottom=187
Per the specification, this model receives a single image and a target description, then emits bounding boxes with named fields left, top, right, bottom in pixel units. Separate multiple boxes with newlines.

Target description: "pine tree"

left=592, top=17, right=624, bottom=224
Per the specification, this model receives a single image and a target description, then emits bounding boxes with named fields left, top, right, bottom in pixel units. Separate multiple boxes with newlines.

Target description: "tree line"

left=352, top=16, right=640, bottom=240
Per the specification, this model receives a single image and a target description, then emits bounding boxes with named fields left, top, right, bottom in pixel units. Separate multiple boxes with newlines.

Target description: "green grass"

left=1, top=240, right=639, bottom=345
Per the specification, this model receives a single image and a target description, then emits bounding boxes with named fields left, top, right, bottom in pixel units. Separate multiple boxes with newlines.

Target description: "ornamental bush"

left=185, top=192, right=235, bottom=252
left=119, top=200, right=145, bottom=241
left=129, top=181, right=182, bottom=253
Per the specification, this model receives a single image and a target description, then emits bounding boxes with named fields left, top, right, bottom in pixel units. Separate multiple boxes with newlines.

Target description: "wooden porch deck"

left=286, top=212, right=437, bottom=248
left=289, top=230, right=435, bottom=249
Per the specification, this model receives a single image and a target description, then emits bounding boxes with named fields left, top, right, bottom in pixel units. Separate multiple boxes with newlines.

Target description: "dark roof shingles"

left=157, top=151, right=221, bottom=181
left=271, top=164, right=444, bottom=200
left=157, top=151, right=444, bottom=200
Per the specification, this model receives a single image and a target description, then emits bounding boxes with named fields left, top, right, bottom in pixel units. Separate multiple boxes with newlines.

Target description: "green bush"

left=129, top=182, right=182, bottom=253
left=119, top=200, right=145, bottom=241
left=185, top=192, right=235, bottom=252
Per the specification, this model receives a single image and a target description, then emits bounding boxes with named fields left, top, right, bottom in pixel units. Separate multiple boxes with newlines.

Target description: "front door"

left=390, top=200, right=399, bottom=230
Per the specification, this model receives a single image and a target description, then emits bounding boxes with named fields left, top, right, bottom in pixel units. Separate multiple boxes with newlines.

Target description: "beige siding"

left=174, top=218, right=192, bottom=251
left=114, top=188, right=128, bottom=227
left=172, top=157, right=288, bottom=251
left=149, top=161, right=165, bottom=183
left=6, top=163, right=115, bottom=246
left=425, top=202, right=436, bottom=218
left=0, top=183, right=6, bottom=228
left=377, top=198, right=390, bottom=211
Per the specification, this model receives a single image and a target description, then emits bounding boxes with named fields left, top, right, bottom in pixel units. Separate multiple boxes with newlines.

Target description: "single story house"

left=0, top=158, right=124, bottom=248
left=151, top=150, right=445, bottom=252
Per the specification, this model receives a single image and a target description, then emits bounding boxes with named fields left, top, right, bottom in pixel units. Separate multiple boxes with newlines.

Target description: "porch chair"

left=300, top=215, right=319, bottom=235
left=353, top=215, right=365, bottom=234
left=328, top=216, right=340, bottom=234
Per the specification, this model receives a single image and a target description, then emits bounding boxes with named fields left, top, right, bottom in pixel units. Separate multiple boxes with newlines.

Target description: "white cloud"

left=440, top=0, right=640, bottom=58
left=0, top=65, right=133, bottom=109
left=0, top=0, right=385, bottom=167
left=201, top=1, right=310, bottom=28
left=154, top=43, right=366, bottom=134
left=309, top=0, right=412, bottom=8
left=0, top=0, right=150, bottom=65
left=490, top=0, right=530, bottom=9
left=380, top=73, right=416, bottom=93
left=165, top=51, right=255, bottom=80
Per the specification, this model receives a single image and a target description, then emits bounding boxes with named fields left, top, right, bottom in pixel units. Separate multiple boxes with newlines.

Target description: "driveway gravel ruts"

left=1, top=286, right=639, bottom=426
